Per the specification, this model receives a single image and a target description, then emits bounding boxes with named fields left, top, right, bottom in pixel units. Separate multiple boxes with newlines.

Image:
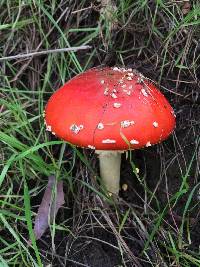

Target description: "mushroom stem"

left=95, top=150, right=123, bottom=195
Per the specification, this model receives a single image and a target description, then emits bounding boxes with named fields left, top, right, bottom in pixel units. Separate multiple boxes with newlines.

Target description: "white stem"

left=95, top=150, right=123, bottom=195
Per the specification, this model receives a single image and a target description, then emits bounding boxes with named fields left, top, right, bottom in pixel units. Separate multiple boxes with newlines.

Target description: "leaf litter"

left=32, top=175, right=64, bottom=241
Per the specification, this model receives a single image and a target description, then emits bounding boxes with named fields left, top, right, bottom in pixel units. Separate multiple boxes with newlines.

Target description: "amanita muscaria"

left=45, top=67, right=175, bottom=195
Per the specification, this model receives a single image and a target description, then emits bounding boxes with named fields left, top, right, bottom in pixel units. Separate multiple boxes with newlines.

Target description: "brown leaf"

left=182, top=1, right=191, bottom=15
left=33, top=175, right=65, bottom=241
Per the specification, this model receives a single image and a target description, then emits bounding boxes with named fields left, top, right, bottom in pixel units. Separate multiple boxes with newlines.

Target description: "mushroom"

left=45, top=67, right=175, bottom=195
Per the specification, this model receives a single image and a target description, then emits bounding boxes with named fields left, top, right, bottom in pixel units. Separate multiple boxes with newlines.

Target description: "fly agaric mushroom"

left=45, top=67, right=175, bottom=195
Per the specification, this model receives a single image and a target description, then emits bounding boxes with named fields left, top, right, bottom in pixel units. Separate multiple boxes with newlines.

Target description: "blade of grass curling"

left=0, top=139, right=64, bottom=187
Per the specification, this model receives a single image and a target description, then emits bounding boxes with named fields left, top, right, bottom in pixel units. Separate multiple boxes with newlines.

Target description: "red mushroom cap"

left=45, top=67, right=175, bottom=150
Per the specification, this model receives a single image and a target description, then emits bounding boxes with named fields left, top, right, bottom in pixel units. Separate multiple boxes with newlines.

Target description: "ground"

left=0, top=1, right=200, bottom=267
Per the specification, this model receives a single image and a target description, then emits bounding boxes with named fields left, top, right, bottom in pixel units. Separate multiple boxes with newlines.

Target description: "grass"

left=0, top=0, right=200, bottom=266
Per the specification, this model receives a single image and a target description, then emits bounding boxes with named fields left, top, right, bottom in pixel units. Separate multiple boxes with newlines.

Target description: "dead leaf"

left=182, top=1, right=191, bottom=15
left=33, top=175, right=64, bottom=241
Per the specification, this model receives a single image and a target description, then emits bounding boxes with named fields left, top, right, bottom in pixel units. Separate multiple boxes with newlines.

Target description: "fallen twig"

left=0, top=45, right=91, bottom=62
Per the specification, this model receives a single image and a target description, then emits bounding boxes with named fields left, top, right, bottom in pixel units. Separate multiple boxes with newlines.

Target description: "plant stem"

left=96, top=150, right=122, bottom=195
